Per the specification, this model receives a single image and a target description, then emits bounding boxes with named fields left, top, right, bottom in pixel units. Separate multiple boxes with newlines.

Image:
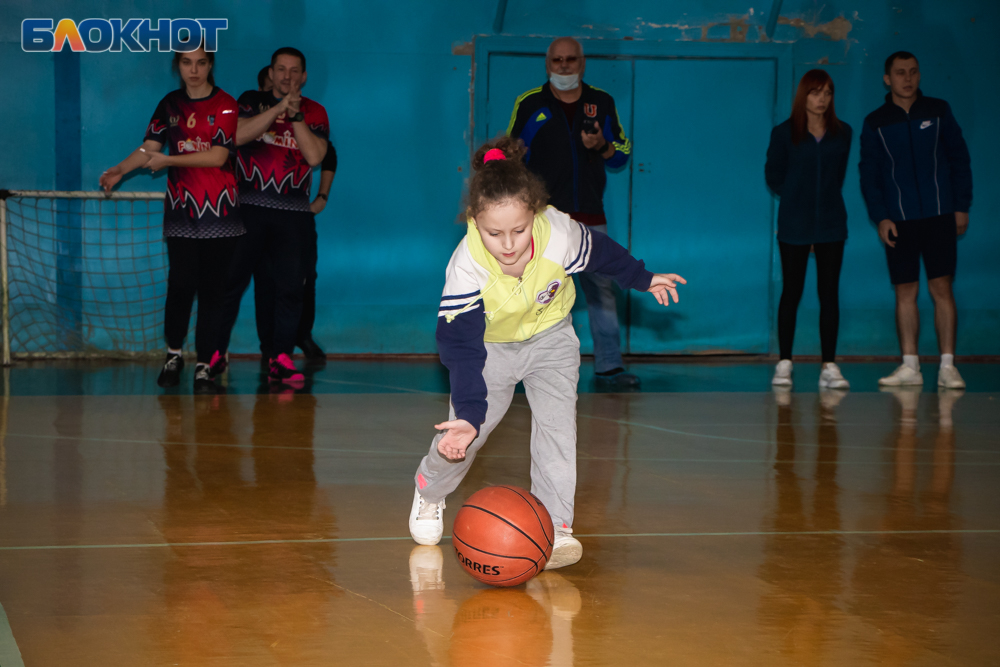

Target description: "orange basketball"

left=452, top=485, right=554, bottom=587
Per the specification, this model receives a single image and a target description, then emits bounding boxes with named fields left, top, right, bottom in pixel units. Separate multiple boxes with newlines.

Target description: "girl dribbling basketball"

left=408, top=136, right=687, bottom=569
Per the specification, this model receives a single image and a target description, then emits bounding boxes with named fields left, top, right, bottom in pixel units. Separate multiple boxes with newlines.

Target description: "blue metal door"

left=627, top=58, right=776, bottom=353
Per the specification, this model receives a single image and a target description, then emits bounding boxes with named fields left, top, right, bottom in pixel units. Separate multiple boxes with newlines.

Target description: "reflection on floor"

left=0, top=361, right=997, bottom=665
left=5, top=357, right=1000, bottom=396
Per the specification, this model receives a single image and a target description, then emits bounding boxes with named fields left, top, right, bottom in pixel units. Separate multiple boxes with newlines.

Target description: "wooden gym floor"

left=0, top=359, right=997, bottom=666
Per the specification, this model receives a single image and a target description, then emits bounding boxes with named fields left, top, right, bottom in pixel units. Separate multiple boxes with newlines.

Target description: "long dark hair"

left=790, top=69, right=840, bottom=145
left=172, top=41, right=215, bottom=89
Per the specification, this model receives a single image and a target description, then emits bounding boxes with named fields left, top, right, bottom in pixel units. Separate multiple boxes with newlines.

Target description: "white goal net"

left=0, top=190, right=185, bottom=363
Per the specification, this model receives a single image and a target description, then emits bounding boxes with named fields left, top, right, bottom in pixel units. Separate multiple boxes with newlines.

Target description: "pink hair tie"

left=483, top=148, right=506, bottom=164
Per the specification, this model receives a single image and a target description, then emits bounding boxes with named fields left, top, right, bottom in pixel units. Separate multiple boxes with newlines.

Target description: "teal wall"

left=1, top=1, right=997, bottom=356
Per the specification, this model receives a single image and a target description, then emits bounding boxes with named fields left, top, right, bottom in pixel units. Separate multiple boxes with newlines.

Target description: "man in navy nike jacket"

left=859, top=51, right=972, bottom=389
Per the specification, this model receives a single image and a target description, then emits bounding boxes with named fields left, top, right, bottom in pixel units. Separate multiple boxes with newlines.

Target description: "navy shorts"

left=884, top=213, right=957, bottom=285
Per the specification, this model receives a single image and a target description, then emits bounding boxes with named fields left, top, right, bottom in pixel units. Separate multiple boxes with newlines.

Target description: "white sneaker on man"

left=937, top=364, right=966, bottom=390
left=409, top=487, right=445, bottom=546
left=544, top=527, right=583, bottom=570
left=772, top=359, right=793, bottom=386
left=878, top=364, right=924, bottom=386
left=818, top=363, right=850, bottom=389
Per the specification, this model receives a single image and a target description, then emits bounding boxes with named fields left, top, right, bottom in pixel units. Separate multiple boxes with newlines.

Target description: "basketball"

left=452, top=485, right=555, bottom=587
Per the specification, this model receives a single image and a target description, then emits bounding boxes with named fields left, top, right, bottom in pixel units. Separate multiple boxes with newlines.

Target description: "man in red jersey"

left=213, top=47, right=328, bottom=385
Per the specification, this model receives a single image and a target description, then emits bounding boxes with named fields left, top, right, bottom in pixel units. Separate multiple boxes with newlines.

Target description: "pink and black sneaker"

left=269, top=353, right=305, bottom=385
left=208, top=350, right=228, bottom=378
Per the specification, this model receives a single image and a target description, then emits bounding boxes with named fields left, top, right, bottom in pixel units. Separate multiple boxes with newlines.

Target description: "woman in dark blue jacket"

left=765, top=69, right=852, bottom=389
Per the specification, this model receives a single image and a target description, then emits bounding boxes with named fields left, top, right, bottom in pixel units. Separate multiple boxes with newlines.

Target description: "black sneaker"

left=594, top=368, right=641, bottom=390
left=193, top=363, right=216, bottom=395
left=297, top=336, right=326, bottom=362
left=157, top=353, right=184, bottom=388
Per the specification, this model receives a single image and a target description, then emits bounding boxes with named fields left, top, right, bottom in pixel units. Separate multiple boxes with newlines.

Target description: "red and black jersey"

left=144, top=87, right=243, bottom=238
left=235, top=90, right=330, bottom=211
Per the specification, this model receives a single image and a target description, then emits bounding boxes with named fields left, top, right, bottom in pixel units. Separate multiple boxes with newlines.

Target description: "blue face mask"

left=549, top=72, right=580, bottom=91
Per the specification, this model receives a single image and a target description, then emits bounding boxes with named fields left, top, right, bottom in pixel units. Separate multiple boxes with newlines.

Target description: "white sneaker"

left=409, top=487, right=445, bottom=546
left=878, top=363, right=924, bottom=386
left=772, top=359, right=793, bottom=386
left=409, top=545, right=444, bottom=592
left=937, top=364, right=966, bottom=389
left=818, top=362, right=850, bottom=389
left=544, top=528, right=583, bottom=570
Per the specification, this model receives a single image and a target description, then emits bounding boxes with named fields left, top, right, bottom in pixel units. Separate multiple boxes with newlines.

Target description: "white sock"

left=902, top=355, right=920, bottom=371
left=940, top=353, right=955, bottom=368
left=168, top=348, right=182, bottom=356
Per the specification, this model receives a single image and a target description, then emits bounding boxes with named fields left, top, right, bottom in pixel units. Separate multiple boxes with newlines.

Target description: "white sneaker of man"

left=545, top=527, right=583, bottom=570
left=937, top=364, right=966, bottom=390
left=772, top=359, right=793, bottom=386
left=818, top=362, right=850, bottom=389
left=409, top=487, right=445, bottom=546
left=878, top=364, right=924, bottom=387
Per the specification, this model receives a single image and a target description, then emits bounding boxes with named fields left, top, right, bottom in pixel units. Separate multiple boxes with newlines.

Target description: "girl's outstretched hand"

left=435, top=419, right=478, bottom=461
left=647, top=273, right=687, bottom=306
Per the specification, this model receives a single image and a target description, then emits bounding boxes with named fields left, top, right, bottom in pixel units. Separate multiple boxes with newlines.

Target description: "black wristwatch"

left=316, top=193, right=328, bottom=200
left=289, top=111, right=304, bottom=122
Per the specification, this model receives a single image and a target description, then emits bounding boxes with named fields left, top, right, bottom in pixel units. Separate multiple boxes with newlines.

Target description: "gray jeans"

left=415, top=316, right=580, bottom=529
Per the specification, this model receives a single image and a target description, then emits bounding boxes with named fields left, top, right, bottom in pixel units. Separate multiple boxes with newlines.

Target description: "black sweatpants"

left=254, top=213, right=318, bottom=351
left=164, top=235, right=240, bottom=364
left=216, top=204, right=312, bottom=358
left=778, top=240, right=845, bottom=363
left=297, top=214, right=319, bottom=342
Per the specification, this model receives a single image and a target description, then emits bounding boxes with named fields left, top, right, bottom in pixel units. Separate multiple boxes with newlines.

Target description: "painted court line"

left=9, top=423, right=1000, bottom=458
left=4, top=432, right=1000, bottom=466
left=575, top=412, right=1000, bottom=452
left=1, top=529, right=998, bottom=552
left=0, top=601, right=25, bottom=667
left=3, top=432, right=999, bottom=466
left=512, top=404, right=1000, bottom=453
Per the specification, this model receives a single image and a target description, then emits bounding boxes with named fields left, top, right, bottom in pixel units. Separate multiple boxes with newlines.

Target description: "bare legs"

left=893, top=275, right=956, bottom=356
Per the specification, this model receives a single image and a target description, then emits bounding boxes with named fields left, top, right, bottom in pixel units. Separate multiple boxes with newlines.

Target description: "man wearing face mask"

left=507, top=37, right=637, bottom=388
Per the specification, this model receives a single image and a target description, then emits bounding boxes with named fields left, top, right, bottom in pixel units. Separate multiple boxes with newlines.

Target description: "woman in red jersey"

left=100, top=43, right=243, bottom=393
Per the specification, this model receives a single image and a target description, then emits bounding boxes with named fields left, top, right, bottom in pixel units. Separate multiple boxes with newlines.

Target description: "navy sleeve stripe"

left=439, top=302, right=481, bottom=317
left=438, top=302, right=476, bottom=311
left=441, top=290, right=481, bottom=301
left=566, top=223, right=592, bottom=274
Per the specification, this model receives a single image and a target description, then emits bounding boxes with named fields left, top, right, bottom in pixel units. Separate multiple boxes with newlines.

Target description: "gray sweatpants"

left=415, top=316, right=580, bottom=529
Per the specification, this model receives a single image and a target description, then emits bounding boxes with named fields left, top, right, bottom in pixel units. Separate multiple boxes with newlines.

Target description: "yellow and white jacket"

left=437, top=207, right=653, bottom=431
